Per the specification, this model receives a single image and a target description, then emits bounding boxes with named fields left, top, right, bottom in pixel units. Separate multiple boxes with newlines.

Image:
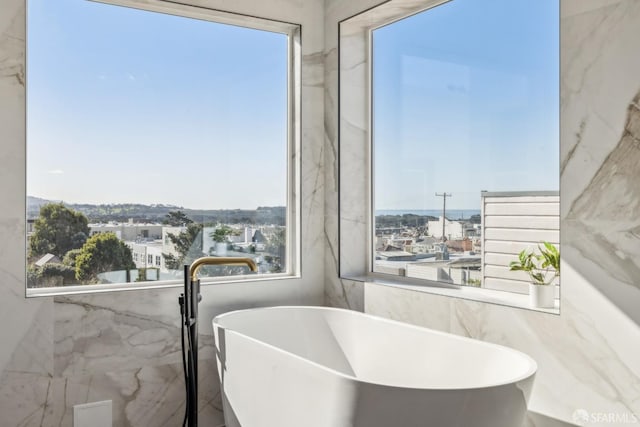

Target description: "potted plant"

left=509, top=241, right=559, bottom=308
left=210, top=225, right=239, bottom=256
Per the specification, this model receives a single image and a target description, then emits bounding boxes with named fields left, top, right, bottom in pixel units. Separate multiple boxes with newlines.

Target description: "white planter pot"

left=215, top=242, right=228, bottom=256
left=529, top=284, right=555, bottom=308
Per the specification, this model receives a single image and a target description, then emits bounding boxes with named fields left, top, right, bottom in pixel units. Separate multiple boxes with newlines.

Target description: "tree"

left=162, top=210, right=193, bottom=226
left=266, top=228, right=286, bottom=273
left=266, top=228, right=286, bottom=254
left=163, top=223, right=204, bottom=270
left=62, top=248, right=82, bottom=267
left=75, top=232, right=135, bottom=283
left=39, top=263, right=77, bottom=286
left=29, top=203, right=90, bottom=258
left=210, top=225, right=239, bottom=243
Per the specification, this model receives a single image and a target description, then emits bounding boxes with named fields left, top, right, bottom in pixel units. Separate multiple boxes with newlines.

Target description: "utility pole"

left=435, top=192, right=452, bottom=242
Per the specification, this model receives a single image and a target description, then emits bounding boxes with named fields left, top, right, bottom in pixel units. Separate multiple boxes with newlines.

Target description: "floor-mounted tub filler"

left=213, top=306, right=537, bottom=427
left=179, top=257, right=258, bottom=427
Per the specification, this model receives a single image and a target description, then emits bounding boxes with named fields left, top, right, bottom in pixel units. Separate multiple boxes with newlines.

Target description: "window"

left=340, top=0, right=559, bottom=305
left=26, top=0, right=300, bottom=293
left=371, top=0, right=559, bottom=292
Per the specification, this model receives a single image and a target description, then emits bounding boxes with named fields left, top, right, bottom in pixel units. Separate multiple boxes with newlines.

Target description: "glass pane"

left=372, top=0, right=559, bottom=292
left=27, top=0, right=289, bottom=288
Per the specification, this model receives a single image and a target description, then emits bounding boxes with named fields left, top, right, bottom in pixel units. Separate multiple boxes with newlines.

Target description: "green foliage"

left=466, top=278, right=482, bottom=287
left=266, top=228, right=285, bottom=250
left=135, top=267, right=159, bottom=282
left=28, top=262, right=78, bottom=287
left=40, top=263, right=77, bottom=281
left=509, top=241, right=560, bottom=285
left=29, top=203, right=90, bottom=258
left=268, top=262, right=283, bottom=274
left=29, top=197, right=286, bottom=225
left=163, top=223, right=204, bottom=270
left=162, top=210, right=193, bottom=226
left=75, top=232, right=135, bottom=283
left=26, top=267, right=40, bottom=288
left=210, top=225, right=239, bottom=243
left=266, top=228, right=286, bottom=264
left=62, top=248, right=82, bottom=267
left=375, top=214, right=436, bottom=228
left=538, top=241, right=560, bottom=273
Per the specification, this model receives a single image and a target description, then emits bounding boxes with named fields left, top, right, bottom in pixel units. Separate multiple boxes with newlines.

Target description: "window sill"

left=344, top=274, right=560, bottom=315
left=26, top=272, right=301, bottom=298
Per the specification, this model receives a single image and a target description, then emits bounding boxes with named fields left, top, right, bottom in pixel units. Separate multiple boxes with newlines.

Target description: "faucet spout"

left=189, top=256, right=258, bottom=281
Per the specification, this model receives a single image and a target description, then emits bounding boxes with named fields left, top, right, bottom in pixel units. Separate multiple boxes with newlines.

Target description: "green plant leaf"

left=538, top=241, right=560, bottom=272
left=531, top=272, right=545, bottom=285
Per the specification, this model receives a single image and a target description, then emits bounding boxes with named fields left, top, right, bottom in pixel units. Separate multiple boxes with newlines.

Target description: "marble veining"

left=561, top=0, right=627, bottom=18
left=332, top=0, right=640, bottom=426
left=54, top=295, right=190, bottom=377
left=0, top=0, right=49, bottom=385
left=563, top=89, right=640, bottom=324
left=568, top=92, right=640, bottom=221
left=324, top=15, right=366, bottom=310
left=365, top=268, right=640, bottom=425
left=0, top=0, right=638, bottom=425
left=4, top=301, right=54, bottom=377
left=560, top=0, right=640, bottom=213
left=0, top=4, right=24, bottom=89
left=0, top=371, right=51, bottom=427
left=1, top=0, right=326, bottom=426
left=0, top=361, right=224, bottom=427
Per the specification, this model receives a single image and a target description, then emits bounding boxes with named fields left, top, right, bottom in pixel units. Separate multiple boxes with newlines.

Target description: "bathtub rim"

left=212, top=305, right=538, bottom=391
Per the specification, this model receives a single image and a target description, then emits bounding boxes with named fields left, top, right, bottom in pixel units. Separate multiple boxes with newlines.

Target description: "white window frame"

left=338, top=0, right=560, bottom=313
left=26, top=0, right=301, bottom=297
left=339, top=0, right=452, bottom=280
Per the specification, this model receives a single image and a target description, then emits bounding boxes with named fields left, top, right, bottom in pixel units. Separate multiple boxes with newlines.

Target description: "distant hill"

left=27, top=196, right=286, bottom=226
left=27, top=196, right=60, bottom=214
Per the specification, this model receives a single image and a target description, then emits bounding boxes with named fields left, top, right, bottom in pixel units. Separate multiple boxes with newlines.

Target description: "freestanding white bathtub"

left=212, top=306, right=536, bottom=427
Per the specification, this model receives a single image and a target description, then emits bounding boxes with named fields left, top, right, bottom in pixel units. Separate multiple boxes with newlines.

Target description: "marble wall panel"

left=365, top=261, right=640, bottom=425
left=560, top=0, right=640, bottom=324
left=53, top=293, right=193, bottom=377
left=324, top=277, right=365, bottom=311
left=322, top=0, right=375, bottom=310
left=335, top=0, right=640, bottom=426
left=364, top=283, right=451, bottom=332
left=1, top=0, right=638, bottom=425
left=0, top=0, right=54, bottom=381
left=0, top=372, right=51, bottom=427
left=0, top=360, right=223, bottom=427
left=0, top=0, right=325, bottom=426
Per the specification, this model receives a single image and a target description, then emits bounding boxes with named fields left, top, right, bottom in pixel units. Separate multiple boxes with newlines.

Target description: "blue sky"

left=28, top=0, right=558, bottom=212
left=373, top=0, right=559, bottom=210
left=28, top=0, right=287, bottom=209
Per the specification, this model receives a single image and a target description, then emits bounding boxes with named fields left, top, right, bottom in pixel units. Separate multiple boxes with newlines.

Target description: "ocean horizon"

left=375, top=209, right=481, bottom=220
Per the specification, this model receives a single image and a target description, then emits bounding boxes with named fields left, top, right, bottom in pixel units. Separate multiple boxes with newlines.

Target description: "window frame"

left=26, top=0, right=301, bottom=297
left=338, top=0, right=560, bottom=313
